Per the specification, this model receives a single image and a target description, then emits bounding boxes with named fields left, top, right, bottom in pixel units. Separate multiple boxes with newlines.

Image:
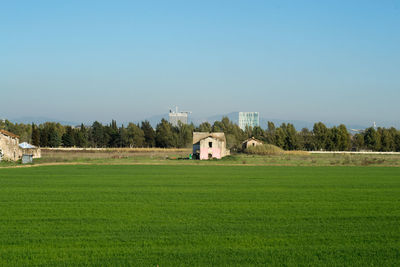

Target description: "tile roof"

left=193, top=132, right=226, bottom=144
left=0, top=129, right=20, bottom=139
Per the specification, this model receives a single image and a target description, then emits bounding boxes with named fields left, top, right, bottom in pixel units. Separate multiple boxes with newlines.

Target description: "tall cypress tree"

left=48, top=126, right=61, bottom=147
left=31, top=123, right=40, bottom=146
left=62, top=126, right=75, bottom=147
left=141, top=121, right=156, bottom=147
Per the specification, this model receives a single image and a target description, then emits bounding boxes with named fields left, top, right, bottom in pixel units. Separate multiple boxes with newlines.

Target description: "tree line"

left=1, top=118, right=400, bottom=152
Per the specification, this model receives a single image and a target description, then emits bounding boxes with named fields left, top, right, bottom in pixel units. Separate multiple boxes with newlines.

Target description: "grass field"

left=9, top=148, right=400, bottom=167
left=0, top=165, right=399, bottom=266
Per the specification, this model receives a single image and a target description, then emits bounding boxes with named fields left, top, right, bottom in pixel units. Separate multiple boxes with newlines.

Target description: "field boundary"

left=2, top=161, right=400, bottom=169
left=310, top=151, right=400, bottom=155
left=43, top=148, right=400, bottom=155
left=41, top=147, right=191, bottom=152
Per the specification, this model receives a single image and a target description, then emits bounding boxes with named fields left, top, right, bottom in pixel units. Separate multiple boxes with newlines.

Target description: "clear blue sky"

left=1, top=0, right=399, bottom=126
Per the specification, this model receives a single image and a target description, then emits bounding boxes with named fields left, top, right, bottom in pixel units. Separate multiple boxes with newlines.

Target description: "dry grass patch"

left=245, top=144, right=285, bottom=155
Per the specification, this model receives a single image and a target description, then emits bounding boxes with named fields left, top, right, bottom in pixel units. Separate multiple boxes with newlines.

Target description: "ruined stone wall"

left=18, top=148, right=42, bottom=159
left=244, top=139, right=263, bottom=149
left=0, top=134, right=20, bottom=161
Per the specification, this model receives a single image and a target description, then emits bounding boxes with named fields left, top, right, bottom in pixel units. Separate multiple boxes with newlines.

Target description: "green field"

left=35, top=149, right=400, bottom=167
left=0, top=165, right=399, bottom=266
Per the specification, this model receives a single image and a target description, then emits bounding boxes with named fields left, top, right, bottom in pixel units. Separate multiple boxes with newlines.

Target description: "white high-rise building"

left=239, top=112, right=260, bottom=130
left=169, top=106, right=191, bottom=127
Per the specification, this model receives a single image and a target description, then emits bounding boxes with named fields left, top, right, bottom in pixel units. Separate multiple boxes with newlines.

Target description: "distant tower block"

left=239, top=112, right=260, bottom=130
left=169, top=106, right=192, bottom=127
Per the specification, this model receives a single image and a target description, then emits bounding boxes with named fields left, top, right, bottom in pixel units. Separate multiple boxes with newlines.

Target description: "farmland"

left=2, top=147, right=397, bottom=167
left=0, top=165, right=399, bottom=266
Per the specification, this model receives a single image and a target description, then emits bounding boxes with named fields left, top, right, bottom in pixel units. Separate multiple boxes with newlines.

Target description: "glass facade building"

left=238, top=112, right=260, bottom=130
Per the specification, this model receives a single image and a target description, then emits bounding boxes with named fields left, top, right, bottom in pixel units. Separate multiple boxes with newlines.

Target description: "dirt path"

left=1, top=161, right=399, bottom=169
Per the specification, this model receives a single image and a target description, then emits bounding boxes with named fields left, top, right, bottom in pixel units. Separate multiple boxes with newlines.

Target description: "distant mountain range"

left=8, top=116, right=79, bottom=126
left=7, top=114, right=371, bottom=131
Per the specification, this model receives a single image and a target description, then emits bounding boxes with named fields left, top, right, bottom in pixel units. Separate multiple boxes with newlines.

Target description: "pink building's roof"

left=193, top=132, right=226, bottom=144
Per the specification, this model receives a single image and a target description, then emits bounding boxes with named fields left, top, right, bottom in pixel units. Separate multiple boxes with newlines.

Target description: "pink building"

left=192, top=132, right=230, bottom=160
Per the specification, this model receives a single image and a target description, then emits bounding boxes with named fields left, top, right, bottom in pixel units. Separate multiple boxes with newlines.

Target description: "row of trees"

left=1, top=118, right=400, bottom=151
left=2, top=119, right=193, bottom=149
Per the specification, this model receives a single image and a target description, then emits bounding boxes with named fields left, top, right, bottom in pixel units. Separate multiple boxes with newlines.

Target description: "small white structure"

left=22, top=154, right=33, bottom=164
left=19, top=142, right=40, bottom=163
left=19, top=142, right=36, bottom=149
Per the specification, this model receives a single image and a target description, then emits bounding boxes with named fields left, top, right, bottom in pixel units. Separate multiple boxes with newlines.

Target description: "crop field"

left=0, top=165, right=399, bottom=266
left=19, top=148, right=400, bottom=167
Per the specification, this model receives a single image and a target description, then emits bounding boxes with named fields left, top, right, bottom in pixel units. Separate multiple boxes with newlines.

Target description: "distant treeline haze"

left=1, top=117, right=400, bottom=152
